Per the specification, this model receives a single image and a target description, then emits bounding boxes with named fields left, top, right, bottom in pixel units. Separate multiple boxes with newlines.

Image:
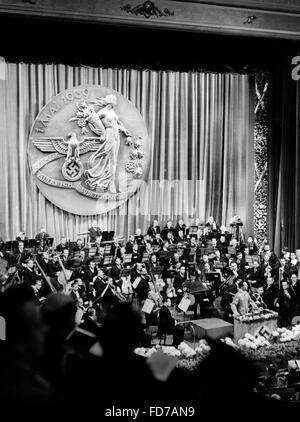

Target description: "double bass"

left=56, top=254, right=73, bottom=291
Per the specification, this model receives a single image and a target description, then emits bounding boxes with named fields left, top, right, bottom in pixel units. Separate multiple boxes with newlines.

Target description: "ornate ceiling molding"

left=0, top=0, right=300, bottom=40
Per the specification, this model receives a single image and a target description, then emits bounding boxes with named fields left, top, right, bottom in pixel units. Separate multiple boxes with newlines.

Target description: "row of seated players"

left=7, top=236, right=300, bottom=326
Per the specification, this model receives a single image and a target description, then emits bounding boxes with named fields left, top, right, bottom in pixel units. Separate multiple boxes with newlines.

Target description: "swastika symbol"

left=66, top=161, right=80, bottom=177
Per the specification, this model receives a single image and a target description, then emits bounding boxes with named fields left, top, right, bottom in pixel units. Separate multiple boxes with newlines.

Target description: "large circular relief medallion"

left=28, top=85, right=150, bottom=215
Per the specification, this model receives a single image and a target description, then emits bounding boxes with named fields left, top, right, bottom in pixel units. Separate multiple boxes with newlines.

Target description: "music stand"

left=142, top=253, right=150, bottom=262
left=165, top=269, right=175, bottom=278
left=188, top=226, right=198, bottom=236
left=138, top=244, right=146, bottom=253
left=124, top=253, right=132, bottom=264
left=88, top=247, right=96, bottom=257
left=252, top=255, right=260, bottom=264
left=214, top=261, right=226, bottom=269
left=102, top=231, right=115, bottom=242
left=5, top=241, right=13, bottom=251
left=103, top=255, right=113, bottom=266
left=168, top=244, right=177, bottom=252
left=205, top=272, right=221, bottom=290
left=103, top=244, right=111, bottom=255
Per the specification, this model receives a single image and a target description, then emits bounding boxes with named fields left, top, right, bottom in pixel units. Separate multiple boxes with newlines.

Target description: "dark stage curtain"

left=268, top=64, right=300, bottom=254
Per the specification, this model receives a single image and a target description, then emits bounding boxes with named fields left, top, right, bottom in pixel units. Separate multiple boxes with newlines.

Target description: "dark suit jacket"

left=159, top=305, right=175, bottom=332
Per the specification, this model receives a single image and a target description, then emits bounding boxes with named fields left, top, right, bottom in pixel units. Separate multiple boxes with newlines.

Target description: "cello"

left=56, top=254, right=73, bottom=290
left=34, top=258, right=57, bottom=294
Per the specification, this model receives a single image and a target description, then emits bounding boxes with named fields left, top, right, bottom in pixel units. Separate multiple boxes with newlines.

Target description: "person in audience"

left=0, top=285, right=54, bottom=405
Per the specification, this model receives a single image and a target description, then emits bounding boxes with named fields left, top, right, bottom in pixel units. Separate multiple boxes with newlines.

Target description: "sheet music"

left=142, top=299, right=155, bottom=314
left=132, top=276, right=141, bottom=289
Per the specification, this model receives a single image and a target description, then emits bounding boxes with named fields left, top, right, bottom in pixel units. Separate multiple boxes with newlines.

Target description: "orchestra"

left=0, top=215, right=299, bottom=330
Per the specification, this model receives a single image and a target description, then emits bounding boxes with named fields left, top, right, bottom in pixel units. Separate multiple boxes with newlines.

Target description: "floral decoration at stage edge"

left=28, top=85, right=150, bottom=215
left=254, top=73, right=269, bottom=246
left=121, top=1, right=174, bottom=19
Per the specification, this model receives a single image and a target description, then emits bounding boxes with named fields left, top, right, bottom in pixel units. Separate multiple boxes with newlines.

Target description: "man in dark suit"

left=12, top=241, right=29, bottom=265
left=158, top=297, right=184, bottom=347
left=125, top=235, right=136, bottom=253
left=246, top=260, right=265, bottom=288
left=21, top=258, right=41, bottom=286
left=263, top=277, right=279, bottom=310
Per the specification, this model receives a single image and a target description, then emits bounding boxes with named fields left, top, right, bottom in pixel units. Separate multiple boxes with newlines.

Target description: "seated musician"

left=72, top=238, right=85, bottom=254
left=88, top=220, right=102, bottom=243
left=171, top=252, right=184, bottom=268
left=161, top=220, right=174, bottom=240
left=37, top=253, right=63, bottom=291
left=110, top=257, right=123, bottom=283
left=262, top=243, right=280, bottom=268
left=226, top=260, right=243, bottom=282
left=236, top=251, right=246, bottom=276
left=246, top=236, right=258, bottom=255
left=110, top=236, right=121, bottom=258
left=60, top=248, right=73, bottom=270
left=146, top=253, right=158, bottom=273
left=131, top=243, right=142, bottom=264
left=219, top=234, right=230, bottom=254
left=152, top=233, right=163, bottom=248
left=278, top=257, right=292, bottom=281
left=145, top=242, right=153, bottom=255
left=16, top=231, right=28, bottom=241
left=212, top=249, right=228, bottom=267
left=12, top=240, right=29, bottom=265
left=245, top=260, right=265, bottom=288
left=134, top=267, right=151, bottom=305
left=119, top=246, right=128, bottom=265
left=35, top=227, right=50, bottom=240
left=175, top=229, right=187, bottom=244
left=131, top=262, right=143, bottom=284
left=125, top=235, right=136, bottom=253
left=205, top=216, right=220, bottom=239
left=31, top=279, right=45, bottom=304
left=231, top=280, right=258, bottom=317
left=173, top=265, right=186, bottom=305
left=158, top=297, right=184, bottom=347
left=120, top=275, right=133, bottom=302
left=55, top=236, right=69, bottom=253
left=135, top=228, right=145, bottom=245
left=199, top=254, right=214, bottom=272
left=147, top=219, right=160, bottom=239
left=21, top=258, right=41, bottom=286
left=83, top=260, right=97, bottom=294
left=166, top=231, right=175, bottom=245
left=175, top=219, right=187, bottom=238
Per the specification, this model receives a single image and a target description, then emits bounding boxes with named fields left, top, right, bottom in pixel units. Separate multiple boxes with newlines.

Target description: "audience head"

left=41, top=293, right=77, bottom=339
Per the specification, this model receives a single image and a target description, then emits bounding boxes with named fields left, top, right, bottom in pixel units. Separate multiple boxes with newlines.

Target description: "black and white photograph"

left=0, top=0, right=300, bottom=420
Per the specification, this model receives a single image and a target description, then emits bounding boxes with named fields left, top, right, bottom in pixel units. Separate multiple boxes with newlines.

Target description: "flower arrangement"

left=233, top=309, right=278, bottom=323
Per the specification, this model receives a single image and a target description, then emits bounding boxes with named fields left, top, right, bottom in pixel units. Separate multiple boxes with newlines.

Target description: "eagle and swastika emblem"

left=28, top=85, right=150, bottom=215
